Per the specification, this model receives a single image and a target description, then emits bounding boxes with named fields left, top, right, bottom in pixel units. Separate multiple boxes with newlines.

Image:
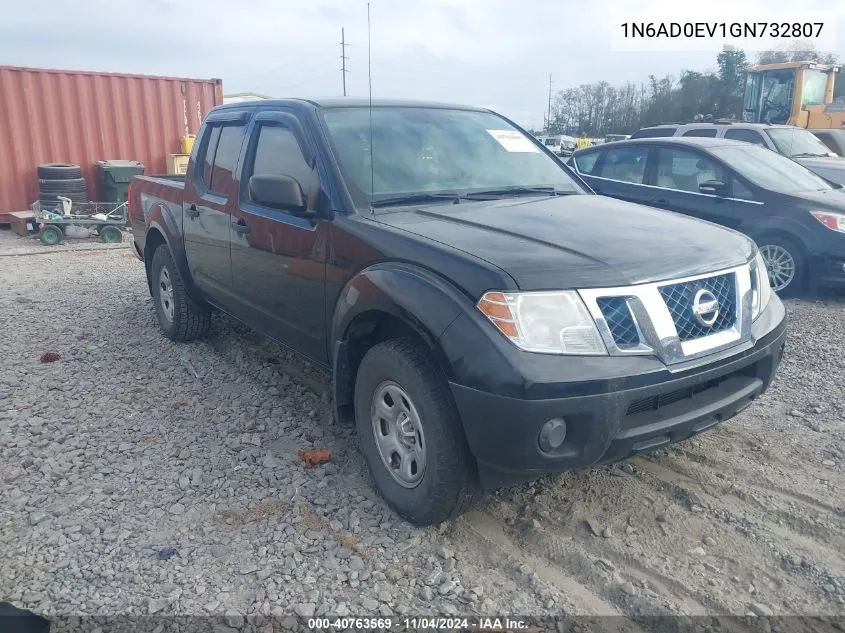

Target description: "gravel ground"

left=1, top=229, right=844, bottom=627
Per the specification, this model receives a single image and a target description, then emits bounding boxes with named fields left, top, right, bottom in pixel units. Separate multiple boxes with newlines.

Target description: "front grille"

left=626, top=375, right=728, bottom=416
left=597, top=297, right=639, bottom=348
left=658, top=273, right=736, bottom=341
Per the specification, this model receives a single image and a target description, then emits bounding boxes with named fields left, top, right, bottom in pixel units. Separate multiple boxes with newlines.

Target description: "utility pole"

left=546, top=74, right=553, bottom=133
left=340, top=27, right=350, bottom=96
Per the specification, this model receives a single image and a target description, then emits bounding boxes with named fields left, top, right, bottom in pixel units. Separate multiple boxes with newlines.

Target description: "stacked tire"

left=37, top=164, right=87, bottom=206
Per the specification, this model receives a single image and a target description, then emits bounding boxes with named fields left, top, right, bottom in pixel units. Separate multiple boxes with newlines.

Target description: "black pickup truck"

left=128, top=98, right=787, bottom=525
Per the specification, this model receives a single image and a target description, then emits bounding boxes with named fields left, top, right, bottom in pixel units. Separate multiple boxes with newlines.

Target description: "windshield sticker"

left=487, top=129, right=539, bottom=153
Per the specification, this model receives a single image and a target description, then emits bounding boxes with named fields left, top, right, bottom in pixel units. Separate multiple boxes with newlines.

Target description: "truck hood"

left=375, top=194, right=753, bottom=290
left=795, top=156, right=845, bottom=185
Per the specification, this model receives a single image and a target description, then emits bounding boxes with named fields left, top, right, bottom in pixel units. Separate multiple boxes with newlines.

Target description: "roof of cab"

left=211, top=97, right=488, bottom=112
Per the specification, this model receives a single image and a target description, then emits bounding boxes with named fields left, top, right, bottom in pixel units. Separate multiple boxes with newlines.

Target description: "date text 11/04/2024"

left=306, top=617, right=530, bottom=630
left=620, top=22, right=824, bottom=38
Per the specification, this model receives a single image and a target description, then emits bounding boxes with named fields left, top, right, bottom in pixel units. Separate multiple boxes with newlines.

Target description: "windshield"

left=322, top=107, right=585, bottom=207
left=767, top=127, right=834, bottom=158
left=711, top=145, right=833, bottom=193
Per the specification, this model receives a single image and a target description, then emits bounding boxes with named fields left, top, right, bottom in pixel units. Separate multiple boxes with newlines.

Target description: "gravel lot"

left=1, top=228, right=844, bottom=626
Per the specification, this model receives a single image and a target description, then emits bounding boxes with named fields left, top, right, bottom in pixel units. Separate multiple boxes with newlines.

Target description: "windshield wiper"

left=791, top=152, right=830, bottom=158
left=370, top=193, right=462, bottom=208
left=463, top=186, right=576, bottom=199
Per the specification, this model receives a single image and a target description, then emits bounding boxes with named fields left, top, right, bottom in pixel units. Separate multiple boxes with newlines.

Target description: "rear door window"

left=198, top=124, right=246, bottom=195
left=725, top=128, right=767, bottom=147
left=201, top=126, right=222, bottom=189
left=210, top=125, right=247, bottom=193
left=598, top=146, right=649, bottom=184
left=654, top=147, right=726, bottom=193
left=682, top=128, right=718, bottom=137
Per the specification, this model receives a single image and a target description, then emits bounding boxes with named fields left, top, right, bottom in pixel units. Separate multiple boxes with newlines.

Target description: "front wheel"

left=39, top=225, right=63, bottom=246
left=99, top=225, right=122, bottom=243
left=150, top=245, right=211, bottom=342
left=758, top=237, right=805, bottom=296
left=354, top=338, right=479, bottom=525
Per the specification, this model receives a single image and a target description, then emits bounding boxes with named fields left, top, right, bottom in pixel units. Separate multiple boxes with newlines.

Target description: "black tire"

left=38, top=178, right=87, bottom=193
left=150, top=245, right=211, bottom=342
left=39, top=225, right=63, bottom=246
left=756, top=235, right=806, bottom=297
left=37, top=163, right=82, bottom=180
left=354, top=338, right=480, bottom=525
left=99, top=225, right=122, bottom=243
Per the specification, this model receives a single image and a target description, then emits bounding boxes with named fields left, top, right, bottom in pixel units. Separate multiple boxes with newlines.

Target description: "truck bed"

left=128, top=174, right=186, bottom=261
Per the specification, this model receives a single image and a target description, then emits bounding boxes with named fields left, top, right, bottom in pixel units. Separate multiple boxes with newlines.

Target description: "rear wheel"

left=354, top=338, right=479, bottom=525
left=99, top=225, right=122, bottom=243
left=39, top=225, right=63, bottom=246
left=150, top=245, right=211, bottom=341
left=758, top=236, right=805, bottom=296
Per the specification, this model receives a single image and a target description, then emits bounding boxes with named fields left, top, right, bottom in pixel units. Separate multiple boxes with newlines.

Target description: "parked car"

left=536, top=134, right=576, bottom=156
left=605, top=134, right=630, bottom=143
left=630, top=122, right=845, bottom=185
left=569, top=137, right=845, bottom=294
left=129, top=99, right=786, bottom=525
left=813, top=129, right=845, bottom=157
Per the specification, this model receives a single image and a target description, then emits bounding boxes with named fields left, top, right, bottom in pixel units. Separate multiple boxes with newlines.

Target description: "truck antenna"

left=368, top=2, right=375, bottom=214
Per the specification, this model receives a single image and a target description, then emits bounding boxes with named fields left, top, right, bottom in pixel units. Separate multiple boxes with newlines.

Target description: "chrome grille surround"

left=579, top=263, right=753, bottom=367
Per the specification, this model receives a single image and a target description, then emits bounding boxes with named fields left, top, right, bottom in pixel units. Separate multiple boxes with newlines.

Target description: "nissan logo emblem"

left=692, top=289, right=720, bottom=327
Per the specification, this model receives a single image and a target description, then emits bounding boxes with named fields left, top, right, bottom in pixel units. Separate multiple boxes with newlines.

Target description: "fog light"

left=538, top=418, right=567, bottom=453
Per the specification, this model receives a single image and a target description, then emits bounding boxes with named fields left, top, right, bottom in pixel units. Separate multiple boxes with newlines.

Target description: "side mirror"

left=699, top=180, right=727, bottom=196
left=249, top=174, right=309, bottom=215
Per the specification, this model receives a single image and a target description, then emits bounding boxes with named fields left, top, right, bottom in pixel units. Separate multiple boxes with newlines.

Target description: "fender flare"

left=330, top=262, right=473, bottom=415
left=742, top=216, right=812, bottom=254
left=143, top=202, right=202, bottom=301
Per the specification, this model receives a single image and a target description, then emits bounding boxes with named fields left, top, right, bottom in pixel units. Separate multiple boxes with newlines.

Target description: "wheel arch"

left=142, top=209, right=202, bottom=302
left=330, top=263, right=471, bottom=424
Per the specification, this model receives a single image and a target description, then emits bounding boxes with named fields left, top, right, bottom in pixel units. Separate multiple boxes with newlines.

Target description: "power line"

left=340, top=27, right=350, bottom=96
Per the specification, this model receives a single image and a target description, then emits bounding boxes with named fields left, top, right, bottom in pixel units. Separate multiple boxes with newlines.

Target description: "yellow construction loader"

left=742, top=61, right=845, bottom=129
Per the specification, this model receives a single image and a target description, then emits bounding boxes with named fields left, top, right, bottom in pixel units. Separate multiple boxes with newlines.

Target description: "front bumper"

left=443, top=297, right=786, bottom=490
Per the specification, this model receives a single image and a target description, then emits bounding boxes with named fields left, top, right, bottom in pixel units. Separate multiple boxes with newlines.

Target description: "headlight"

left=749, top=250, right=772, bottom=320
left=811, top=210, right=845, bottom=233
left=477, top=290, right=607, bottom=355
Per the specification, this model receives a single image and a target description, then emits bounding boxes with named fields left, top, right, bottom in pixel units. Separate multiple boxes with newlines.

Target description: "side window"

left=199, top=124, right=246, bottom=195
left=245, top=124, right=315, bottom=209
left=725, top=128, right=767, bottom=147
left=654, top=148, right=726, bottom=193
left=573, top=150, right=601, bottom=175
left=210, top=125, right=246, bottom=193
left=815, top=133, right=838, bottom=154
left=682, top=128, right=718, bottom=137
left=201, top=126, right=221, bottom=189
left=599, top=146, right=649, bottom=184
left=731, top=177, right=755, bottom=201
left=631, top=127, right=676, bottom=138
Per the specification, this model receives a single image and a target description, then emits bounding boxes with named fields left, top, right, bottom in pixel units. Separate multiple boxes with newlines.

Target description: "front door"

left=183, top=114, right=248, bottom=306
left=230, top=111, right=328, bottom=363
left=646, top=146, right=735, bottom=228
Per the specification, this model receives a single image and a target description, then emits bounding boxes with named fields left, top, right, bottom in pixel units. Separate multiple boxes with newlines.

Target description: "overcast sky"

left=1, top=0, right=843, bottom=129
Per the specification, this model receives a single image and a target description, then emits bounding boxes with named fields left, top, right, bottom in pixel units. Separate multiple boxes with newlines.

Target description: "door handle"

left=232, top=219, right=250, bottom=235
left=186, top=204, right=200, bottom=219
left=651, top=199, right=669, bottom=205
